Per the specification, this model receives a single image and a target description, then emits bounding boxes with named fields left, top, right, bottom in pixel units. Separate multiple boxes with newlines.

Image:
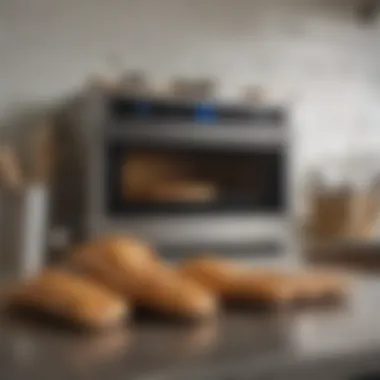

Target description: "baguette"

left=6, top=270, right=128, bottom=329
left=139, top=264, right=217, bottom=319
left=178, top=257, right=241, bottom=296
left=148, top=181, right=217, bottom=202
left=289, top=272, right=348, bottom=301
left=70, top=235, right=158, bottom=297
left=179, top=257, right=295, bottom=305
left=71, top=236, right=217, bottom=320
left=230, top=272, right=296, bottom=304
left=179, top=257, right=349, bottom=305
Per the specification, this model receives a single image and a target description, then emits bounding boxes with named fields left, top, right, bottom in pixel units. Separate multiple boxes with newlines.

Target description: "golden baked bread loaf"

left=179, top=257, right=295, bottom=305
left=148, top=181, right=218, bottom=202
left=178, top=257, right=241, bottom=296
left=71, top=236, right=218, bottom=320
left=6, top=270, right=128, bottom=329
left=289, top=271, right=348, bottom=301
left=179, top=257, right=349, bottom=305
left=139, top=264, right=217, bottom=319
left=70, top=235, right=158, bottom=298
left=122, top=153, right=183, bottom=200
left=230, top=272, right=296, bottom=304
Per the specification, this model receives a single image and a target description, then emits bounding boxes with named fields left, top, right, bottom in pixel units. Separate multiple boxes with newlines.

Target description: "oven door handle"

left=105, top=123, right=286, bottom=150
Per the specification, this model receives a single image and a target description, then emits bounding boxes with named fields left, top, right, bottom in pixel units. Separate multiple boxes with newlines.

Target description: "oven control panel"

left=107, top=96, right=285, bottom=126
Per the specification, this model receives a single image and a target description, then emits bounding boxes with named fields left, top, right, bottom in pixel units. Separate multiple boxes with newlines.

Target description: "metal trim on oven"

left=90, top=214, right=288, bottom=247
left=105, top=122, right=287, bottom=149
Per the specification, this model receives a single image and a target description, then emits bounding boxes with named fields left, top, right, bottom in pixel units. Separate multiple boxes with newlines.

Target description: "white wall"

left=1, top=0, right=380, bottom=182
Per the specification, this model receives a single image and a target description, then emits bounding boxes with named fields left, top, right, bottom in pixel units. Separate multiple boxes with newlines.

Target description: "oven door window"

left=106, top=143, right=285, bottom=215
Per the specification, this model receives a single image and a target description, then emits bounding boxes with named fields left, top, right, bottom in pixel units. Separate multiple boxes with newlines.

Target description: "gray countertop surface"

left=2, top=276, right=380, bottom=380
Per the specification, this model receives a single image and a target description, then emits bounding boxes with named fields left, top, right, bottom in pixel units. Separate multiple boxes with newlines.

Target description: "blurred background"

left=3, top=2, right=380, bottom=379
left=2, top=0, right=380, bottom=274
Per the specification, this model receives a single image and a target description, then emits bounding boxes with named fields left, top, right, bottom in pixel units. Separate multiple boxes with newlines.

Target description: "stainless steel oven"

left=86, top=95, right=292, bottom=259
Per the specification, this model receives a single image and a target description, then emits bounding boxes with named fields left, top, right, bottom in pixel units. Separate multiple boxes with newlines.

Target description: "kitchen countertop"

left=2, top=277, right=380, bottom=380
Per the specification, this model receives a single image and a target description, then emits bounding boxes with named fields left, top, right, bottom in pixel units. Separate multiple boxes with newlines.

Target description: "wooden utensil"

left=29, top=118, right=55, bottom=184
left=0, top=145, right=24, bottom=279
left=0, top=146, right=23, bottom=191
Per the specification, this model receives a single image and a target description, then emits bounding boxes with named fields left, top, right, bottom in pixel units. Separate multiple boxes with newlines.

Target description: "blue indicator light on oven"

left=134, top=100, right=152, bottom=118
left=195, top=103, right=217, bottom=124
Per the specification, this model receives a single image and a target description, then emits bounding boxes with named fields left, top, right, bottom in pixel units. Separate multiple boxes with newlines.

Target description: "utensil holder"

left=0, top=184, right=49, bottom=280
left=0, top=188, right=22, bottom=280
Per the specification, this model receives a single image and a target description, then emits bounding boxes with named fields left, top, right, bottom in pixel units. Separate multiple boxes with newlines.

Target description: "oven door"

left=90, top=124, right=289, bottom=255
left=106, top=142, right=284, bottom=216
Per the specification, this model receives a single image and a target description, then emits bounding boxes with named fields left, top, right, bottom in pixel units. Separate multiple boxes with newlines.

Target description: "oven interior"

left=106, top=142, right=285, bottom=215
